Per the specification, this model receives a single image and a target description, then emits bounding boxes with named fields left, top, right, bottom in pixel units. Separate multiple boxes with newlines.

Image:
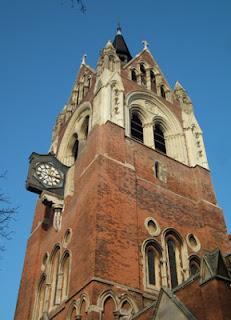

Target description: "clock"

left=26, top=153, right=69, bottom=196
left=34, top=162, right=63, bottom=187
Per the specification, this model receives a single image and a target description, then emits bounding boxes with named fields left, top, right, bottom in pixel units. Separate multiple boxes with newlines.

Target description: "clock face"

left=35, top=163, right=63, bottom=187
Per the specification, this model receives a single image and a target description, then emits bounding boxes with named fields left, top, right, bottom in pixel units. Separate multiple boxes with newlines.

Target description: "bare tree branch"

left=0, top=173, right=17, bottom=253
left=61, top=0, right=87, bottom=13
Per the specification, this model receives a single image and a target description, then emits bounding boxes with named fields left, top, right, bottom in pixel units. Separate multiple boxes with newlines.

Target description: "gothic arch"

left=47, top=244, right=61, bottom=310
left=118, top=295, right=138, bottom=319
left=161, top=228, right=189, bottom=288
left=66, top=300, right=80, bottom=320
left=97, top=290, right=119, bottom=313
left=142, top=239, right=163, bottom=290
left=79, top=293, right=90, bottom=319
left=32, top=273, right=47, bottom=320
left=57, top=102, right=92, bottom=166
left=60, top=250, right=72, bottom=301
left=125, top=91, right=189, bottom=165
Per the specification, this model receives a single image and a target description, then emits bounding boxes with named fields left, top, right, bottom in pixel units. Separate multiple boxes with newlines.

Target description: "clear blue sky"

left=0, top=0, right=231, bottom=318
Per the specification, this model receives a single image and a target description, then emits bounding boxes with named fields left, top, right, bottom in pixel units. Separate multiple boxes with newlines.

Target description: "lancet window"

left=160, top=85, right=166, bottom=98
left=131, top=69, right=137, bottom=82
left=145, top=241, right=162, bottom=289
left=150, top=70, right=156, bottom=92
left=72, top=134, right=79, bottom=161
left=60, top=252, right=71, bottom=301
left=153, top=123, right=166, bottom=154
left=130, top=110, right=143, bottom=143
left=34, top=274, right=47, bottom=320
left=140, top=63, right=146, bottom=86
left=167, top=238, right=178, bottom=288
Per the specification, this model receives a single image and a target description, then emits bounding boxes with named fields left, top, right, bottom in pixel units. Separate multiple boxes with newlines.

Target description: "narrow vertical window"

left=140, top=63, right=146, bottom=86
left=160, top=85, right=166, bottom=98
left=147, top=246, right=156, bottom=285
left=150, top=70, right=156, bottom=92
left=154, top=123, right=166, bottom=154
left=49, top=247, right=60, bottom=309
left=130, top=111, right=143, bottom=143
left=155, top=161, right=159, bottom=179
left=35, top=275, right=46, bottom=320
left=72, top=134, right=79, bottom=161
left=84, top=115, right=89, bottom=138
left=167, top=239, right=178, bottom=288
left=131, top=69, right=137, bottom=82
left=61, top=253, right=70, bottom=301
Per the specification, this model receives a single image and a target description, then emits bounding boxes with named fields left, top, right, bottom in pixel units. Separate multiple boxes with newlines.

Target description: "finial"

left=142, top=40, right=149, bottom=50
left=116, top=22, right=122, bottom=35
left=81, top=54, right=87, bottom=65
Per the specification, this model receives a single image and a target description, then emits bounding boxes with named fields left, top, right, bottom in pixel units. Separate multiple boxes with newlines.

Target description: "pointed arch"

left=153, top=122, right=166, bottom=154
left=150, top=70, right=156, bottom=92
left=125, top=91, right=189, bottom=165
left=48, top=244, right=61, bottom=310
left=57, top=102, right=92, bottom=166
left=142, top=239, right=162, bottom=289
left=131, top=69, right=137, bottom=82
left=130, top=108, right=144, bottom=143
left=79, top=293, right=90, bottom=320
left=119, top=295, right=138, bottom=319
left=67, top=300, right=79, bottom=320
left=160, top=84, right=166, bottom=98
left=97, top=290, right=118, bottom=318
left=102, top=296, right=116, bottom=319
left=60, top=250, right=71, bottom=301
left=140, top=63, right=147, bottom=86
left=163, top=229, right=186, bottom=289
left=33, top=273, right=47, bottom=320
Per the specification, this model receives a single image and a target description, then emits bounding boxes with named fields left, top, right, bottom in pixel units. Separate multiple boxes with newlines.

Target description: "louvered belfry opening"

left=154, top=123, right=166, bottom=154
left=130, top=111, right=143, bottom=143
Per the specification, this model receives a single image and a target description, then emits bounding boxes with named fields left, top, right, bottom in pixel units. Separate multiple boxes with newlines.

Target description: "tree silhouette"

left=0, top=173, right=17, bottom=252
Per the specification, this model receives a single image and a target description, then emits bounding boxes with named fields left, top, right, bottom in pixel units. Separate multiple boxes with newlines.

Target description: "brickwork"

left=15, top=31, right=231, bottom=319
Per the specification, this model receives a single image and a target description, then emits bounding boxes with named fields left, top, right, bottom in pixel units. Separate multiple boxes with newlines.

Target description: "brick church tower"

left=15, top=28, right=231, bottom=320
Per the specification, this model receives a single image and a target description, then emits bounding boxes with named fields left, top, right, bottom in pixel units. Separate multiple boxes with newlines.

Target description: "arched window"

left=160, top=85, right=166, bottom=98
left=167, top=238, right=178, bottom=288
left=140, top=63, right=146, bottom=86
left=80, top=299, right=88, bottom=320
left=34, top=274, right=47, bottom=320
left=131, top=69, right=137, bottom=82
left=49, top=247, right=60, bottom=309
left=83, top=115, right=89, bottom=138
left=61, top=252, right=71, bottom=301
left=145, top=242, right=161, bottom=288
left=189, top=256, right=200, bottom=276
left=154, top=123, right=166, bottom=154
left=147, top=246, right=156, bottom=285
left=130, top=110, right=143, bottom=143
left=102, top=296, right=116, bottom=320
left=150, top=70, right=156, bottom=92
left=72, top=134, right=79, bottom=161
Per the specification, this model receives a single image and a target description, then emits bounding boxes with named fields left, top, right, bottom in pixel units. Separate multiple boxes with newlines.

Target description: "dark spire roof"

left=113, top=26, right=132, bottom=63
